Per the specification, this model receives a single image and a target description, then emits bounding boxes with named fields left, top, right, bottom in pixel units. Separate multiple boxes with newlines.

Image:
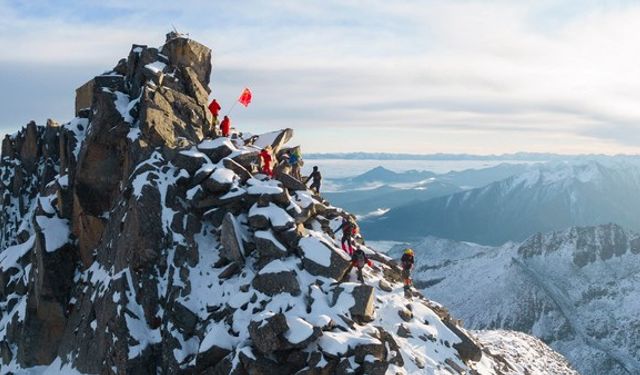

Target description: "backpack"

left=401, top=254, right=414, bottom=270
left=342, top=220, right=353, bottom=234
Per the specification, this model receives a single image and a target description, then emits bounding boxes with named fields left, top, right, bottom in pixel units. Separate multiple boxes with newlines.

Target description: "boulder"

left=252, top=129, right=294, bottom=153
left=375, top=327, right=404, bottom=366
left=248, top=211, right=270, bottom=231
left=171, top=302, right=198, bottom=335
left=277, top=225, right=305, bottom=251
left=443, top=319, right=483, bottom=362
left=195, top=188, right=247, bottom=213
left=248, top=203, right=294, bottom=232
left=138, top=86, right=210, bottom=147
left=219, top=213, right=245, bottom=263
left=182, top=66, right=209, bottom=106
left=239, top=350, right=299, bottom=374
left=218, top=262, right=242, bottom=280
left=398, top=307, right=413, bottom=322
left=192, top=166, right=215, bottom=186
left=232, top=151, right=260, bottom=172
left=197, top=138, right=235, bottom=163
left=361, top=360, right=388, bottom=375
left=252, top=266, right=300, bottom=296
left=222, top=158, right=252, bottom=183
left=378, top=279, right=393, bottom=292
left=254, top=230, right=288, bottom=258
left=354, top=342, right=385, bottom=363
left=277, top=172, right=307, bottom=191
left=171, top=149, right=208, bottom=175
left=299, top=237, right=351, bottom=281
left=349, top=285, right=375, bottom=322
left=161, top=35, right=212, bottom=90
left=397, top=324, right=412, bottom=338
left=201, top=168, right=235, bottom=195
left=248, top=313, right=289, bottom=354
left=196, top=344, right=231, bottom=373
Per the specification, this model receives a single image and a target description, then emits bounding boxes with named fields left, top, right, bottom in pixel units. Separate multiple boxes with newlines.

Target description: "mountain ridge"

left=363, top=160, right=640, bottom=244
left=0, top=33, right=577, bottom=375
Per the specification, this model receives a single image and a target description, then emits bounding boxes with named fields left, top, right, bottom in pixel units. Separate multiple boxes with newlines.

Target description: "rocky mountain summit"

left=400, top=224, right=640, bottom=375
left=0, top=33, right=577, bottom=374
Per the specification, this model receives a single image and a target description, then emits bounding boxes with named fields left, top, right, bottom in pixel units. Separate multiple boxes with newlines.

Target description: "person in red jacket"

left=208, top=99, right=221, bottom=118
left=220, top=115, right=231, bottom=137
left=260, top=147, right=273, bottom=177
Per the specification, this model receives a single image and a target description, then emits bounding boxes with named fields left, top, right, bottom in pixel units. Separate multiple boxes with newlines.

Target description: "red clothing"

left=260, top=150, right=273, bottom=177
left=220, top=117, right=231, bottom=137
left=208, top=99, right=221, bottom=117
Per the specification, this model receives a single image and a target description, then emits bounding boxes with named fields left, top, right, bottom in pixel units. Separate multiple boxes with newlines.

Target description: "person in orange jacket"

left=208, top=99, right=221, bottom=118
left=220, top=115, right=231, bottom=137
left=260, top=147, right=273, bottom=177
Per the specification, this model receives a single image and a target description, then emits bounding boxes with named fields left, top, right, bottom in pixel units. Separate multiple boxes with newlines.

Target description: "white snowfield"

left=0, top=121, right=578, bottom=374
left=398, top=225, right=639, bottom=375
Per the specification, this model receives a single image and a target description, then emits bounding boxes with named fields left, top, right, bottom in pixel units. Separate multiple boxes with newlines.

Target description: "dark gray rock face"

left=248, top=313, right=290, bottom=354
left=219, top=213, right=245, bottom=263
left=349, top=285, right=375, bottom=322
left=252, top=268, right=301, bottom=296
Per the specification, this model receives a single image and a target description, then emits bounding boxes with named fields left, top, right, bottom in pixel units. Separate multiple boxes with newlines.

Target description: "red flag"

left=238, top=88, right=252, bottom=107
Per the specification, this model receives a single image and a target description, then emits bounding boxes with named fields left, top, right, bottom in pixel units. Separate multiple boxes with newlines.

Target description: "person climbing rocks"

left=220, top=115, right=231, bottom=137
left=288, top=146, right=303, bottom=180
left=352, top=246, right=372, bottom=283
left=305, top=166, right=322, bottom=193
left=208, top=99, right=221, bottom=119
left=340, top=217, right=357, bottom=255
left=260, top=146, right=274, bottom=178
left=401, top=248, right=415, bottom=290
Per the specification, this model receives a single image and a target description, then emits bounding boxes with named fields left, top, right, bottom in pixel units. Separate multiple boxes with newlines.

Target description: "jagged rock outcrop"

left=0, top=33, right=578, bottom=375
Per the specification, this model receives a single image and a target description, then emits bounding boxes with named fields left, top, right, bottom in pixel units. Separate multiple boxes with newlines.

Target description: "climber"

left=220, top=115, right=231, bottom=137
left=401, top=248, right=415, bottom=290
left=260, top=146, right=274, bottom=178
left=305, top=166, right=322, bottom=193
left=340, top=217, right=357, bottom=255
left=351, top=246, right=372, bottom=283
left=288, top=146, right=303, bottom=180
left=208, top=99, right=221, bottom=118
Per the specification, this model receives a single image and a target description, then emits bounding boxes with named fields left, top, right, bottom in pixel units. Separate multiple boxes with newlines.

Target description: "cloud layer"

left=1, top=0, right=639, bottom=154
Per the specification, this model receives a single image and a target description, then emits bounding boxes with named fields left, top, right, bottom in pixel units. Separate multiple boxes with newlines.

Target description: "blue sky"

left=1, top=0, right=640, bottom=154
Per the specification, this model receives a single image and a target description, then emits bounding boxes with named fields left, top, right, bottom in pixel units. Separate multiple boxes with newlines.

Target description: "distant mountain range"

left=306, top=152, right=640, bottom=161
left=324, top=163, right=533, bottom=216
left=388, top=224, right=640, bottom=375
left=362, top=161, right=640, bottom=245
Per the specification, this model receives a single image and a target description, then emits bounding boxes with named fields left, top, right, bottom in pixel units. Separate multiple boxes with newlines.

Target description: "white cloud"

left=1, top=0, right=640, bottom=154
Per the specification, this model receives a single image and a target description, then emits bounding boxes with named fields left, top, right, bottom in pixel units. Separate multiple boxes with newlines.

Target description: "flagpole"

left=225, top=100, right=238, bottom=116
